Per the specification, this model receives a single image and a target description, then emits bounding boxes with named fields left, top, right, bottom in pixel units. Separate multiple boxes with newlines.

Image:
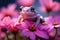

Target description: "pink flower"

left=16, top=0, right=34, bottom=6
left=0, top=17, right=19, bottom=34
left=0, top=4, right=19, bottom=18
left=44, top=15, right=60, bottom=28
left=39, top=0, right=59, bottom=13
left=19, top=20, right=49, bottom=40
left=44, top=15, right=60, bottom=37
left=0, top=4, right=19, bottom=25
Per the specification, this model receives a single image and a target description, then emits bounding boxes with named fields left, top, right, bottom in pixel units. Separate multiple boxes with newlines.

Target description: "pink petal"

left=12, top=18, right=18, bottom=23
left=7, top=4, right=16, bottom=12
left=6, top=4, right=17, bottom=15
left=11, top=10, right=19, bottom=17
left=39, top=0, right=53, bottom=6
left=39, top=6, right=46, bottom=12
left=1, top=16, right=13, bottom=25
left=30, top=32, right=36, bottom=40
left=52, top=2, right=59, bottom=11
left=7, top=4, right=16, bottom=10
left=0, top=4, right=18, bottom=17
left=22, top=29, right=30, bottom=37
left=17, top=0, right=34, bottom=6
left=0, top=13, right=4, bottom=20
left=44, top=16, right=54, bottom=24
left=20, top=22, right=28, bottom=29
left=48, top=29, right=56, bottom=37
left=35, top=30, right=49, bottom=39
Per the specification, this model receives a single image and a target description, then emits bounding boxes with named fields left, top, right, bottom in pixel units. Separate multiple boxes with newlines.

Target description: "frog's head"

left=20, top=6, right=35, bottom=14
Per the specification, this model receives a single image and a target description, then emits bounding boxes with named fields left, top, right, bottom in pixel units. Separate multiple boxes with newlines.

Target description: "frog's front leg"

left=35, top=14, right=44, bottom=27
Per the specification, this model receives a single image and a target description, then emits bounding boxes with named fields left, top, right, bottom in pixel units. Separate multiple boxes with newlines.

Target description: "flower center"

left=54, top=22, right=58, bottom=25
left=5, top=14, right=11, bottom=17
left=46, top=8, right=52, bottom=13
left=29, top=26, right=36, bottom=32
left=53, top=22, right=58, bottom=28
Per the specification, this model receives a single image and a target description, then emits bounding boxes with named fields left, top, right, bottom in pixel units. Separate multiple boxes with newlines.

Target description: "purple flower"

left=19, top=20, right=49, bottom=40
left=0, top=4, right=19, bottom=26
left=38, top=23, right=53, bottom=32
left=44, top=15, right=60, bottom=29
left=44, top=15, right=60, bottom=38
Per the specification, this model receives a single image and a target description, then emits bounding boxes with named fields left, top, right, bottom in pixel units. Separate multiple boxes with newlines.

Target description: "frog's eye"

left=31, top=7, right=35, bottom=12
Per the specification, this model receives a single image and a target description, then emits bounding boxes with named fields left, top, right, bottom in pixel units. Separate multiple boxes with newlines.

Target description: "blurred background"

left=0, top=0, right=60, bottom=17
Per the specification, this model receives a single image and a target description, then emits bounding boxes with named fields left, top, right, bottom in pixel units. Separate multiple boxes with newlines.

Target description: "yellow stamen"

left=54, top=22, right=58, bottom=25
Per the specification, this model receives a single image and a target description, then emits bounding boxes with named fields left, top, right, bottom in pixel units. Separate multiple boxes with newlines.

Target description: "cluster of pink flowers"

left=0, top=0, right=60, bottom=40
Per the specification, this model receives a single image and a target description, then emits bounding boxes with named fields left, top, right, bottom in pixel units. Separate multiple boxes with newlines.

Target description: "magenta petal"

left=47, top=25, right=54, bottom=32
left=30, top=32, right=36, bottom=40
left=48, top=29, right=56, bottom=37
left=44, top=16, right=54, bottom=24
left=35, top=30, right=49, bottom=39
left=22, top=29, right=30, bottom=37
left=39, top=24, right=49, bottom=30
left=17, top=24, right=26, bottom=30
left=38, top=24, right=53, bottom=32
left=20, top=22, right=28, bottom=29
left=54, top=15, right=60, bottom=24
